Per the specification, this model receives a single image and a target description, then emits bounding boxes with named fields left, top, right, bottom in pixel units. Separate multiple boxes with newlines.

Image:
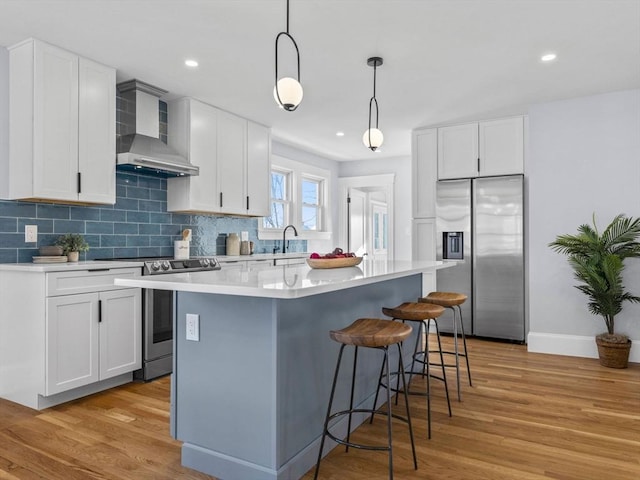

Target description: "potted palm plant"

left=549, top=214, right=640, bottom=368
left=55, top=233, right=89, bottom=262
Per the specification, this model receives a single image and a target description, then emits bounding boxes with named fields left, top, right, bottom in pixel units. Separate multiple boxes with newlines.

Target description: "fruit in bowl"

left=309, top=248, right=357, bottom=259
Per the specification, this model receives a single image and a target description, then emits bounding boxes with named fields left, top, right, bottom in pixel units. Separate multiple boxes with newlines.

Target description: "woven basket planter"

left=595, top=336, right=632, bottom=369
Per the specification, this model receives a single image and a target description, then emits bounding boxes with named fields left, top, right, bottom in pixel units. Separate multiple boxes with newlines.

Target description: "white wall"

left=527, top=89, right=640, bottom=362
left=339, top=156, right=412, bottom=261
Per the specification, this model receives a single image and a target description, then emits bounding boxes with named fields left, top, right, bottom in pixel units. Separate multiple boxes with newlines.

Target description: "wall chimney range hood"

left=116, top=80, right=199, bottom=177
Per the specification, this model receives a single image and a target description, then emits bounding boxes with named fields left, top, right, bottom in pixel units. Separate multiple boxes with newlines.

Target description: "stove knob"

left=200, top=258, right=210, bottom=267
left=150, top=261, right=161, bottom=271
left=161, top=260, right=171, bottom=271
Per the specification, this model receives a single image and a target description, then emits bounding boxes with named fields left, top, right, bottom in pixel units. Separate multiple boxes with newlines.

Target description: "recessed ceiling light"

left=541, top=53, right=557, bottom=62
left=185, top=59, right=199, bottom=67
left=336, top=131, right=345, bottom=137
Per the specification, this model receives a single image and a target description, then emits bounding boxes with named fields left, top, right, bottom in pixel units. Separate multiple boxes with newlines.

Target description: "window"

left=263, top=169, right=290, bottom=230
left=259, top=155, right=331, bottom=240
left=301, top=177, right=322, bottom=231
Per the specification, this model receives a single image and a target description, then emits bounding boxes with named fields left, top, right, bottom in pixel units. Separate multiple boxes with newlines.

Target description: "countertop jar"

left=226, top=233, right=240, bottom=256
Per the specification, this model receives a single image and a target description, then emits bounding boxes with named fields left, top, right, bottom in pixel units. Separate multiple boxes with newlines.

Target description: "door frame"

left=338, top=174, right=395, bottom=261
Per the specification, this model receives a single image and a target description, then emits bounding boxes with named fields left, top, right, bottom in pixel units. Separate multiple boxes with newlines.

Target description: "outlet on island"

left=186, top=313, right=200, bottom=342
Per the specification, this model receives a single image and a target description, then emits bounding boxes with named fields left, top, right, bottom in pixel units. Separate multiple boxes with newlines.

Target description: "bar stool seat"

left=375, top=302, right=451, bottom=439
left=419, top=291, right=472, bottom=401
left=314, top=318, right=417, bottom=480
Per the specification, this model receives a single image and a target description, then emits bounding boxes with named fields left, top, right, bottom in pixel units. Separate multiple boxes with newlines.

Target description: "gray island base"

left=114, top=260, right=454, bottom=479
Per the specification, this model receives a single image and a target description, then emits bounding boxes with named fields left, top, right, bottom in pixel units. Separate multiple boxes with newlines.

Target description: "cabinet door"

left=46, top=292, right=99, bottom=395
left=99, top=288, right=142, bottom=380
left=246, top=122, right=271, bottom=216
left=78, top=57, right=116, bottom=204
left=478, top=117, right=524, bottom=176
left=412, top=218, right=436, bottom=262
left=167, top=99, right=219, bottom=212
left=437, top=123, right=478, bottom=179
left=217, top=110, right=246, bottom=214
left=189, top=100, right=219, bottom=210
left=412, top=128, right=437, bottom=217
left=33, top=41, right=79, bottom=201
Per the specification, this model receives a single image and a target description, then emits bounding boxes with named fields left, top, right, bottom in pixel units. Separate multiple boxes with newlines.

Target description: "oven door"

left=144, top=288, right=173, bottom=360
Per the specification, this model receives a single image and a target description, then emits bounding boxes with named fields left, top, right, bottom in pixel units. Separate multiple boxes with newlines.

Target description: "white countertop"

left=0, top=253, right=308, bottom=272
left=114, top=259, right=455, bottom=299
left=0, top=260, right=144, bottom=272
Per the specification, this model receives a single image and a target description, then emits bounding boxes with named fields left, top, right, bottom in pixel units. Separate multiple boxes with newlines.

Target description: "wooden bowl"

left=306, top=256, right=362, bottom=269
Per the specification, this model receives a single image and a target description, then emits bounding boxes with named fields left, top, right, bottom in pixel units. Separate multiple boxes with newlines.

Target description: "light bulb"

left=362, top=128, right=384, bottom=150
left=273, top=77, right=303, bottom=111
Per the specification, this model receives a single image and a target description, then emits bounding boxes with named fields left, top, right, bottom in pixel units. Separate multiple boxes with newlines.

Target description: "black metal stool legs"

left=456, top=305, right=473, bottom=388
left=432, top=305, right=473, bottom=401
left=315, top=343, right=417, bottom=480
left=314, top=344, right=346, bottom=480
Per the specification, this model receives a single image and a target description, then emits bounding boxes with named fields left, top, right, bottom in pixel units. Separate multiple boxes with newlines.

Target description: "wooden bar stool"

left=372, top=302, right=452, bottom=439
left=314, top=318, right=418, bottom=480
left=419, top=292, right=472, bottom=401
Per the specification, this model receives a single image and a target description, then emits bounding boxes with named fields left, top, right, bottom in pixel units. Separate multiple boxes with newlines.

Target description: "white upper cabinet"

left=412, top=128, right=438, bottom=218
left=2, top=39, right=115, bottom=204
left=246, top=122, right=271, bottom=217
left=478, top=117, right=524, bottom=176
left=167, top=98, right=271, bottom=216
left=217, top=110, right=246, bottom=214
left=78, top=57, right=116, bottom=204
left=437, top=123, right=478, bottom=179
left=167, top=98, right=218, bottom=212
left=437, top=116, right=524, bottom=179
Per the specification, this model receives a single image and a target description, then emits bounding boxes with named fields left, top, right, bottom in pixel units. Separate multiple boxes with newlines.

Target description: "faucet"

left=282, top=224, right=299, bottom=254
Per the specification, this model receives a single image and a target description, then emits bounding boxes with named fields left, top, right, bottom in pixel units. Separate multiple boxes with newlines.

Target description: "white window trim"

left=259, top=155, right=332, bottom=241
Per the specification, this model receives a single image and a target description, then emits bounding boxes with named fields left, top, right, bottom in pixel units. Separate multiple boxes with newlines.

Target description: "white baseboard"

left=528, top=332, right=640, bottom=363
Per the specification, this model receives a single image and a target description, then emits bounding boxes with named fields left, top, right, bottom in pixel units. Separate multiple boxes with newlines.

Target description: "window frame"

left=263, top=167, right=292, bottom=231
left=258, top=155, right=332, bottom=241
left=300, top=175, right=324, bottom=232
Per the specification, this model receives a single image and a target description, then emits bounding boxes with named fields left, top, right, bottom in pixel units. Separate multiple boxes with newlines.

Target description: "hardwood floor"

left=1, top=338, right=638, bottom=479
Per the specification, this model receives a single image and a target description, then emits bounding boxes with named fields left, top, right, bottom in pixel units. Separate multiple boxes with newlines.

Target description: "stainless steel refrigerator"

left=436, top=175, right=525, bottom=341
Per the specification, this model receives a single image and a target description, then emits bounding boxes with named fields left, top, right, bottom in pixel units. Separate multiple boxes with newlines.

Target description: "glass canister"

left=226, top=233, right=240, bottom=256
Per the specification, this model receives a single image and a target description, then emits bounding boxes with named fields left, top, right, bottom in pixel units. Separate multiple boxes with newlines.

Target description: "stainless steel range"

left=104, top=256, right=220, bottom=380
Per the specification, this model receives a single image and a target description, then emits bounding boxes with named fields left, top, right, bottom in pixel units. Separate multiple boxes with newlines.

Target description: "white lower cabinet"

left=0, top=266, right=141, bottom=409
left=46, top=292, right=99, bottom=395
left=45, top=287, right=141, bottom=396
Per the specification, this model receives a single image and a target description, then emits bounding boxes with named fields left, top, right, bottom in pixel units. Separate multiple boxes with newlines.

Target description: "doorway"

left=338, top=174, right=394, bottom=261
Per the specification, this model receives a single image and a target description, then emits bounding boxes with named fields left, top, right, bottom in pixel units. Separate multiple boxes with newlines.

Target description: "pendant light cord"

left=286, top=0, right=290, bottom=33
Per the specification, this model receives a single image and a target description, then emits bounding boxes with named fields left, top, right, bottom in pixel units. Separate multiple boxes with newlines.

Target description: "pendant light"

left=274, top=0, right=303, bottom=111
left=363, top=57, right=384, bottom=151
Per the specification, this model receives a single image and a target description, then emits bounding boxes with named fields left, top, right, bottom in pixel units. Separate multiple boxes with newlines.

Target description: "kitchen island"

left=115, top=259, right=454, bottom=480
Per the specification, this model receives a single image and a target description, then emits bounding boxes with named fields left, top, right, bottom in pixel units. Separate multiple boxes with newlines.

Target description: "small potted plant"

left=55, top=233, right=89, bottom=262
left=549, top=214, right=640, bottom=368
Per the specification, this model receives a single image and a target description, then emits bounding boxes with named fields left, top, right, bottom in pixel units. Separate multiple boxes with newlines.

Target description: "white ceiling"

left=0, top=0, right=638, bottom=161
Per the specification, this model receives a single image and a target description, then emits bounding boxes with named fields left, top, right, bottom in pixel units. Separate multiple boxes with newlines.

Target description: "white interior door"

left=348, top=188, right=367, bottom=256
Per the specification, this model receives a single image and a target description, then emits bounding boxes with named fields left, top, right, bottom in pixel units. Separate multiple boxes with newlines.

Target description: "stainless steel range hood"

left=116, top=80, right=199, bottom=177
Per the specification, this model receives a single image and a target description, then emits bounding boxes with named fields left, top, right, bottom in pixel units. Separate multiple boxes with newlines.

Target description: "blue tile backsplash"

left=0, top=171, right=306, bottom=264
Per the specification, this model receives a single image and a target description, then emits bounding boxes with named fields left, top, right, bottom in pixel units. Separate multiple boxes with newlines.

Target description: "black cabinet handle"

left=220, top=192, right=223, bottom=207
left=77, top=172, right=82, bottom=193
left=246, top=196, right=250, bottom=210
left=98, top=299, right=102, bottom=323
left=477, top=158, right=480, bottom=173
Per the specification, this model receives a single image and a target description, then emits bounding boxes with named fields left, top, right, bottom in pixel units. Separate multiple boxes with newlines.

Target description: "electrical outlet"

left=186, top=313, right=199, bottom=342
left=25, top=225, right=38, bottom=243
